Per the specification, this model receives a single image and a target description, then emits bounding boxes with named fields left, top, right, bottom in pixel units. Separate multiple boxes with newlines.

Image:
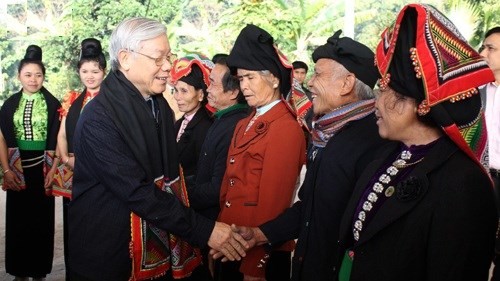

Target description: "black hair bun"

left=80, top=38, right=103, bottom=59
left=24, top=45, right=42, bottom=61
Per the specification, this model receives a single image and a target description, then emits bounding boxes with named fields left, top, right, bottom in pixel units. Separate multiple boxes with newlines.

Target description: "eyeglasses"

left=129, top=50, right=177, bottom=66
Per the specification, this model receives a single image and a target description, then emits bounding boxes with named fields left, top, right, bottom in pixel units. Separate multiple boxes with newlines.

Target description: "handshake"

left=207, top=222, right=268, bottom=261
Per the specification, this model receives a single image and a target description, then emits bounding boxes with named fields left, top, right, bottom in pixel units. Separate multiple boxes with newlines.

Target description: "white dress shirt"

left=485, top=82, right=500, bottom=169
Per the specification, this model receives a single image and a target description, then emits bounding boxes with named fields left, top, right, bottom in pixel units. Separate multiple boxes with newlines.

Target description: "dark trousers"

left=491, top=170, right=500, bottom=281
left=214, top=251, right=291, bottom=281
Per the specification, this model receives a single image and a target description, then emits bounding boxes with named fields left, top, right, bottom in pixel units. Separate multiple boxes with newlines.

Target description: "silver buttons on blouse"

left=353, top=150, right=413, bottom=242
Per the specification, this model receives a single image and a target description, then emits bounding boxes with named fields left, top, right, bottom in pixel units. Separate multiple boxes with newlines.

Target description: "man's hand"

left=211, top=224, right=269, bottom=261
left=208, top=222, right=249, bottom=261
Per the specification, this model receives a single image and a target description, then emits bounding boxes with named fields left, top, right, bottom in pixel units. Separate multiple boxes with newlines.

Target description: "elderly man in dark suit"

left=68, top=17, right=247, bottom=281
left=217, top=30, right=388, bottom=281
left=188, top=56, right=249, bottom=221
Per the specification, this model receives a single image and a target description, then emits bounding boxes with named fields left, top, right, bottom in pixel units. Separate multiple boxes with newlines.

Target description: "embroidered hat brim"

left=170, top=53, right=214, bottom=90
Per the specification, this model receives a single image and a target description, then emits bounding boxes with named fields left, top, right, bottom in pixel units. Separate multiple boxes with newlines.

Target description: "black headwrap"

left=226, top=24, right=292, bottom=95
left=312, top=30, right=379, bottom=89
left=179, top=64, right=208, bottom=94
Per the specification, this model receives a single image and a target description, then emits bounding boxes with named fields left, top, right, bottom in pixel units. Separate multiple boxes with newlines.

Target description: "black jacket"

left=175, top=108, right=213, bottom=177
left=69, top=72, right=214, bottom=281
left=338, top=137, right=497, bottom=281
left=260, top=113, right=388, bottom=281
left=188, top=104, right=249, bottom=220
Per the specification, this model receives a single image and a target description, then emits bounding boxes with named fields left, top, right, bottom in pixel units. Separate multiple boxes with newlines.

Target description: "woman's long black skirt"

left=5, top=150, right=55, bottom=278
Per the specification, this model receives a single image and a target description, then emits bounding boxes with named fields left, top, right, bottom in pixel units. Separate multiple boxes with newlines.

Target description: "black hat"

left=24, top=45, right=42, bottom=61
left=312, top=30, right=379, bottom=89
left=226, top=24, right=292, bottom=95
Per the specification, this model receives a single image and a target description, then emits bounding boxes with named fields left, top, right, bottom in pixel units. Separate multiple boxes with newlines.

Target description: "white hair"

left=354, top=78, right=375, bottom=100
left=109, top=17, right=167, bottom=70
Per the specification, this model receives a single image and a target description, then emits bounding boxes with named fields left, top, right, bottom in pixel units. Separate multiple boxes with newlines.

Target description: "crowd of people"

left=1, top=3, right=499, bottom=281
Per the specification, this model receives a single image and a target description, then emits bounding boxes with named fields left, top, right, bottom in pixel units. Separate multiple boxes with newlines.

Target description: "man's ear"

left=118, top=50, right=131, bottom=71
left=229, top=89, right=240, bottom=100
left=339, top=73, right=356, bottom=96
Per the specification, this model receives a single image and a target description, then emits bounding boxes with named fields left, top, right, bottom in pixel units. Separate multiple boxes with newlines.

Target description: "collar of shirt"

left=183, top=108, right=199, bottom=122
left=21, top=91, right=42, bottom=101
left=256, top=99, right=280, bottom=116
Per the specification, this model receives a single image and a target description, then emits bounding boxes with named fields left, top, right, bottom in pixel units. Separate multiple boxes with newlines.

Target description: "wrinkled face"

left=237, top=69, right=278, bottom=108
left=374, top=87, right=419, bottom=141
left=480, top=33, right=500, bottom=77
left=308, top=59, right=349, bottom=115
left=173, top=80, right=203, bottom=115
left=79, top=61, right=105, bottom=92
left=18, top=63, right=44, bottom=94
left=293, top=68, right=307, bottom=84
left=207, top=64, right=236, bottom=110
left=120, top=34, right=172, bottom=97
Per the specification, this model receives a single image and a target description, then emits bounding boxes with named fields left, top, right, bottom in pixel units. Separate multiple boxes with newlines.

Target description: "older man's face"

left=126, top=34, right=172, bottom=97
left=308, top=59, right=351, bottom=115
left=207, top=64, right=236, bottom=110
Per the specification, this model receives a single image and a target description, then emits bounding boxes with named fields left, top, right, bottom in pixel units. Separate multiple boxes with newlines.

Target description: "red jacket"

left=218, top=101, right=306, bottom=277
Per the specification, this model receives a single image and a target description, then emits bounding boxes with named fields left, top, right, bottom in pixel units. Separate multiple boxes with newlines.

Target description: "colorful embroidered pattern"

left=170, top=54, right=214, bottom=88
left=376, top=4, right=494, bottom=107
left=130, top=167, right=202, bottom=280
left=7, top=147, right=25, bottom=189
left=51, top=163, right=73, bottom=198
left=375, top=3, right=494, bottom=172
left=286, top=78, right=313, bottom=130
left=58, top=90, right=80, bottom=118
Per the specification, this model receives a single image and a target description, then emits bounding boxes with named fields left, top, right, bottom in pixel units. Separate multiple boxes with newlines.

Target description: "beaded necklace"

left=352, top=149, right=425, bottom=242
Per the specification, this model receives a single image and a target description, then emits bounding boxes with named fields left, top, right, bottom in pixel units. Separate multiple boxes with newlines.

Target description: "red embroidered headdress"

left=375, top=3, right=495, bottom=169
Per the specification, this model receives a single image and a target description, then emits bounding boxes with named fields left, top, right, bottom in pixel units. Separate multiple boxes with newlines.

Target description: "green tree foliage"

left=1, top=0, right=498, bottom=104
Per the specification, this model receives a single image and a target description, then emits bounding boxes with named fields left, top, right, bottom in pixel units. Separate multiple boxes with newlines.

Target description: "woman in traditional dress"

left=337, top=4, right=498, bottom=281
left=54, top=38, right=106, bottom=280
left=0, top=45, right=61, bottom=281
left=171, top=54, right=214, bottom=181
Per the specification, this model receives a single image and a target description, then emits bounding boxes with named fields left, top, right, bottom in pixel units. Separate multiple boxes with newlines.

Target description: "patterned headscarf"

left=375, top=3, right=495, bottom=169
left=170, top=53, right=214, bottom=92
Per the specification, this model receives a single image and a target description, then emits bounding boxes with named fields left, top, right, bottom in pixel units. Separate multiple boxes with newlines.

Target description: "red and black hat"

left=375, top=3, right=495, bottom=168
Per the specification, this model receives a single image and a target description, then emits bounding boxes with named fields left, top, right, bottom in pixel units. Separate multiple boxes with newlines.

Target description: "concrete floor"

left=0, top=191, right=66, bottom=281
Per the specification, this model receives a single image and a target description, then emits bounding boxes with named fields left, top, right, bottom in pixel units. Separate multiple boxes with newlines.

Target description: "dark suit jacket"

left=69, top=98, right=214, bottom=281
left=260, top=113, right=387, bottom=281
left=188, top=105, right=249, bottom=221
left=337, top=137, right=497, bottom=281
left=175, top=107, right=213, bottom=177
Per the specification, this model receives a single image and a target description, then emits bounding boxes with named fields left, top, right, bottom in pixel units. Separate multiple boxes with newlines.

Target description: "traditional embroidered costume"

left=0, top=87, right=60, bottom=279
left=337, top=4, right=497, bottom=281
